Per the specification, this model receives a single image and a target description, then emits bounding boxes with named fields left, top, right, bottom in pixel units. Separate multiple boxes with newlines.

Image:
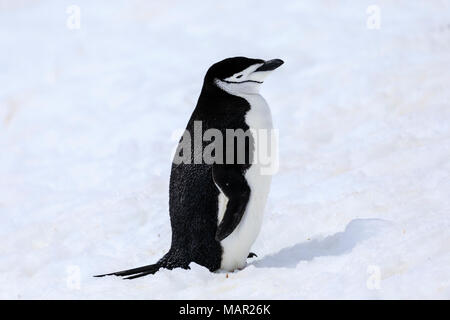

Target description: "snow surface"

left=1, top=0, right=450, bottom=299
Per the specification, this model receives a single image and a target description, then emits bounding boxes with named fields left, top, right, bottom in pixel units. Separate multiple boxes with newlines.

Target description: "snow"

left=1, top=0, right=450, bottom=299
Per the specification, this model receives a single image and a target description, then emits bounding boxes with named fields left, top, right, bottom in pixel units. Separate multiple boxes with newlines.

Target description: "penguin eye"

left=236, top=74, right=243, bottom=79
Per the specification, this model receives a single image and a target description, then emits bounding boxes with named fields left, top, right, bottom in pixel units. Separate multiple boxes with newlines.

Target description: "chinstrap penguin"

left=95, top=57, right=284, bottom=279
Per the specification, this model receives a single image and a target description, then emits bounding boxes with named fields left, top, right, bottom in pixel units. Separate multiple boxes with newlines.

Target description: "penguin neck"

left=196, top=80, right=251, bottom=117
left=200, top=80, right=227, bottom=97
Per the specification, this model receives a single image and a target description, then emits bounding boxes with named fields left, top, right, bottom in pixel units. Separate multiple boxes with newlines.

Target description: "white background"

left=1, top=0, right=449, bottom=299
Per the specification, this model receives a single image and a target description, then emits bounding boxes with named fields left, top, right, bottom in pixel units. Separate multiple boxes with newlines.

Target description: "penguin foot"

left=247, top=252, right=258, bottom=259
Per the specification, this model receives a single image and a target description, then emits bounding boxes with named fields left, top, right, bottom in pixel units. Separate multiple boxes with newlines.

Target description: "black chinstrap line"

left=220, top=79, right=263, bottom=84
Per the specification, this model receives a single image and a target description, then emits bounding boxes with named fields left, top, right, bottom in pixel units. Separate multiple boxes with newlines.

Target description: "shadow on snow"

left=252, top=218, right=391, bottom=268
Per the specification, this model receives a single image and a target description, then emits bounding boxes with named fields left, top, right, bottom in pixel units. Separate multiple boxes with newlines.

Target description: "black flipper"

left=213, top=164, right=250, bottom=241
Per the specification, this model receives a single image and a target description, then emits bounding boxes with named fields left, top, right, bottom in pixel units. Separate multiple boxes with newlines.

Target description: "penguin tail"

left=94, top=262, right=162, bottom=279
left=94, top=251, right=190, bottom=280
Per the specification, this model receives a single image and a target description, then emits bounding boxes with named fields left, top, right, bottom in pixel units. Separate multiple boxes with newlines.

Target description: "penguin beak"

left=255, top=59, right=284, bottom=72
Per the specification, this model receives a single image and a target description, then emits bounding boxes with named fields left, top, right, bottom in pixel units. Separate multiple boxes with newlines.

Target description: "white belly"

left=219, top=94, right=275, bottom=271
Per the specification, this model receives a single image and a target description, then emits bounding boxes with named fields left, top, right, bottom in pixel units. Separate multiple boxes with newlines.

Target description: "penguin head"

left=205, top=57, right=284, bottom=94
